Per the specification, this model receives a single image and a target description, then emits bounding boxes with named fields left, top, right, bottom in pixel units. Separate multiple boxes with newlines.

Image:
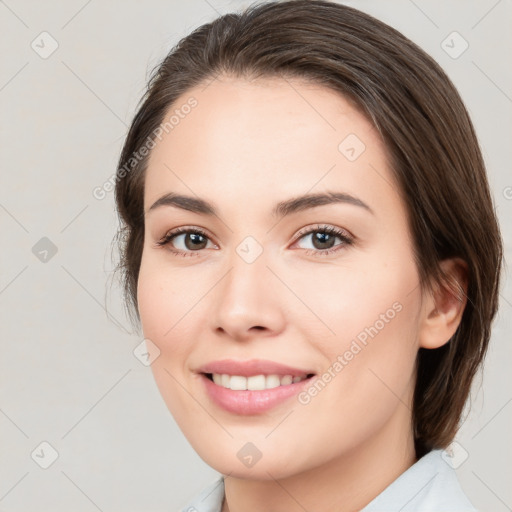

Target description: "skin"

left=137, top=75, right=467, bottom=512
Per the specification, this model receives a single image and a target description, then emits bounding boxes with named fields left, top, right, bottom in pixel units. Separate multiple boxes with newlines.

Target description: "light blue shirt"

left=178, top=449, right=477, bottom=511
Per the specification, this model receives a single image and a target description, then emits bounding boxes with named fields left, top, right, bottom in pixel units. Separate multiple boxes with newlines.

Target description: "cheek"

left=313, top=300, right=419, bottom=456
left=136, top=257, right=204, bottom=428
left=292, top=247, right=421, bottom=416
left=137, top=254, right=201, bottom=356
left=283, top=244, right=420, bottom=354
left=322, top=293, right=419, bottom=402
left=136, top=255, right=202, bottom=420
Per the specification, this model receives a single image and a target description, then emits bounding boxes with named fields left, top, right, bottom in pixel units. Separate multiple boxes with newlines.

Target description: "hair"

left=114, top=0, right=503, bottom=458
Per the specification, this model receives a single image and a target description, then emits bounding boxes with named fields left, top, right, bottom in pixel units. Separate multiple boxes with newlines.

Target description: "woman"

left=114, top=1, right=503, bottom=510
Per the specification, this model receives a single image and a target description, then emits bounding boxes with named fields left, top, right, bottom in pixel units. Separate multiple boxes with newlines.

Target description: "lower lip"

left=200, top=374, right=314, bottom=415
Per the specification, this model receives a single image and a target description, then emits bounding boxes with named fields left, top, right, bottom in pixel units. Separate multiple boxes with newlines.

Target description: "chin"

left=184, top=433, right=315, bottom=481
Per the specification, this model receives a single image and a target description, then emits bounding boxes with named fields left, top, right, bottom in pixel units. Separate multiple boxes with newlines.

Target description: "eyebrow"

left=146, top=191, right=374, bottom=218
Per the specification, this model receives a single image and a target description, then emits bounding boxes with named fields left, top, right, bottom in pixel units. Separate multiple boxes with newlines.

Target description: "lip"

left=197, top=358, right=314, bottom=377
left=196, top=359, right=316, bottom=415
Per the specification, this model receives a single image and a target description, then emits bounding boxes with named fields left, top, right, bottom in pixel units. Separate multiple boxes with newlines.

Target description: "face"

left=137, top=75, right=425, bottom=479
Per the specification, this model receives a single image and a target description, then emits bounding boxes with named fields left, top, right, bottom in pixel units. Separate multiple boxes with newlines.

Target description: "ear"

left=418, top=258, right=469, bottom=350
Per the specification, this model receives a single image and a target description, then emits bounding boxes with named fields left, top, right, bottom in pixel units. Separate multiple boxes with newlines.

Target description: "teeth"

left=210, top=373, right=308, bottom=390
left=247, top=375, right=265, bottom=390
left=229, top=375, right=247, bottom=391
left=281, top=375, right=293, bottom=386
left=265, top=375, right=280, bottom=389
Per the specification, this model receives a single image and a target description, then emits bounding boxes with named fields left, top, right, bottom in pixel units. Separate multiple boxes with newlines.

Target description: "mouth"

left=196, top=359, right=316, bottom=414
left=203, top=372, right=315, bottom=390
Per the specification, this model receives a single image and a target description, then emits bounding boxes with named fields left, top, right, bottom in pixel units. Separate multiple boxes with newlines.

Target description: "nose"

left=210, top=249, right=286, bottom=342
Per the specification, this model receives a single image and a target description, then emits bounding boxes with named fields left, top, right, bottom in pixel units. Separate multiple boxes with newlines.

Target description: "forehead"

left=144, top=75, right=398, bottom=217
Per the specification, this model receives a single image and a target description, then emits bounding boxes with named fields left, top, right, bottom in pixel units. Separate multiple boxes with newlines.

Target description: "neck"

left=222, top=407, right=417, bottom=512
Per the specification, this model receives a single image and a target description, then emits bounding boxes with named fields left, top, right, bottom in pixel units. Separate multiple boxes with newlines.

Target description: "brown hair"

left=114, top=0, right=503, bottom=457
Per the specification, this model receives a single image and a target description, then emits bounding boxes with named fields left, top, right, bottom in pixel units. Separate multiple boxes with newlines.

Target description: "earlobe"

left=418, top=258, right=469, bottom=350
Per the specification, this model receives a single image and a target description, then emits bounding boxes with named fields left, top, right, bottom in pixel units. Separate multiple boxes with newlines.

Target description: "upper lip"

left=197, top=359, right=315, bottom=378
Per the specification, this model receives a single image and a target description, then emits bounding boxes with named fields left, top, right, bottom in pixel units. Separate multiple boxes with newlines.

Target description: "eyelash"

left=155, top=224, right=354, bottom=258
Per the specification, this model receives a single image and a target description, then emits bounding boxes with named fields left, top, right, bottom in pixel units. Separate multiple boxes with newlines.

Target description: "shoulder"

left=362, top=449, right=478, bottom=512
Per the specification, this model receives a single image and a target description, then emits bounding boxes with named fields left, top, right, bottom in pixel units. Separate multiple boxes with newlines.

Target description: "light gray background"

left=1, top=1, right=511, bottom=511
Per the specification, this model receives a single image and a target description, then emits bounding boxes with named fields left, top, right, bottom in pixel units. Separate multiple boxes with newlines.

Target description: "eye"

left=155, top=226, right=216, bottom=258
left=155, top=224, right=354, bottom=258
left=292, top=224, right=354, bottom=257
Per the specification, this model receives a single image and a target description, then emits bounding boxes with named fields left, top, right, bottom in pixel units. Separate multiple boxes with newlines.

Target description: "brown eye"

left=310, top=231, right=337, bottom=250
left=294, top=224, right=354, bottom=257
left=180, top=232, right=208, bottom=250
left=156, top=227, right=215, bottom=257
